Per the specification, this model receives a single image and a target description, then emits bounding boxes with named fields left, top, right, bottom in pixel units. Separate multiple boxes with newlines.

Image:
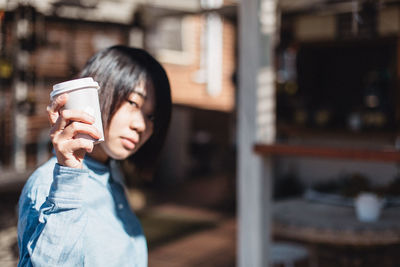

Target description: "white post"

left=205, top=12, right=223, bottom=97
left=202, top=0, right=223, bottom=97
left=12, top=7, right=29, bottom=171
left=237, top=0, right=277, bottom=266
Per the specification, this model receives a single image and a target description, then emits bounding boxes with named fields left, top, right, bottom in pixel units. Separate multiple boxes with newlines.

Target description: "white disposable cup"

left=354, top=193, right=383, bottom=222
left=51, top=77, right=104, bottom=143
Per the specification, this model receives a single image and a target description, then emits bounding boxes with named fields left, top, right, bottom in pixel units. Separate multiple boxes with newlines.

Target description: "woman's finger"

left=50, top=109, right=96, bottom=134
left=55, top=138, right=95, bottom=155
left=47, top=93, right=68, bottom=125
left=59, top=121, right=101, bottom=141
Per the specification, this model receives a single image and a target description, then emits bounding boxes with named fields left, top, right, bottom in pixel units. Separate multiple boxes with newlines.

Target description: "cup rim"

left=51, top=77, right=99, bottom=99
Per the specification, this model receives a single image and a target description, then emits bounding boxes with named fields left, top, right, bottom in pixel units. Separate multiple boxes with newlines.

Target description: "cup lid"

left=51, top=77, right=99, bottom=99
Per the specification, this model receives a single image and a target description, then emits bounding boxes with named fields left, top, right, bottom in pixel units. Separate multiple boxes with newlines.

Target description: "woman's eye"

left=127, top=100, right=139, bottom=108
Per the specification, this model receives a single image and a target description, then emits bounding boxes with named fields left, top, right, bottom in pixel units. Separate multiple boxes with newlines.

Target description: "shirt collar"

left=108, top=159, right=126, bottom=187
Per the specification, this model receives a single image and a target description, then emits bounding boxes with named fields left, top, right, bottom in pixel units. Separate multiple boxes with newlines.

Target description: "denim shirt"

left=17, top=156, right=147, bottom=267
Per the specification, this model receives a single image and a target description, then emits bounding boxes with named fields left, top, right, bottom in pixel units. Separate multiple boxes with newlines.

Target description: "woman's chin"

left=109, top=148, right=136, bottom=160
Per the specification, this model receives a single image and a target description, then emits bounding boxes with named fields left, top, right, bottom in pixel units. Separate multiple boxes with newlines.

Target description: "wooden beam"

left=254, top=143, right=400, bottom=163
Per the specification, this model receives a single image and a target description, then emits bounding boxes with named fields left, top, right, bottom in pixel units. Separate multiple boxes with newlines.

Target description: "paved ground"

left=0, top=226, right=18, bottom=267
left=0, top=190, right=19, bottom=267
left=149, top=218, right=236, bottom=267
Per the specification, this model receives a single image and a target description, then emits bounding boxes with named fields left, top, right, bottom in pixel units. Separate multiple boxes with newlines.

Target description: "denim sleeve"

left=18, top=164, right=89, bottom=267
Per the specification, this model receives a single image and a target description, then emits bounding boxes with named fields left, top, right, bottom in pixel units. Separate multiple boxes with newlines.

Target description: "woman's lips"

left=121, top=137, right=137, bottom=150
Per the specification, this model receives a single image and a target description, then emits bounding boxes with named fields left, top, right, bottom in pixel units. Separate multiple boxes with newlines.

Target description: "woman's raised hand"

left=47, top=93, right=101, bottom=169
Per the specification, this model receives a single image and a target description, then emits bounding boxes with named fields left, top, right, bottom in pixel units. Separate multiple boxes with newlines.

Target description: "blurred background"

left=1, top=0, right=400, bottom=266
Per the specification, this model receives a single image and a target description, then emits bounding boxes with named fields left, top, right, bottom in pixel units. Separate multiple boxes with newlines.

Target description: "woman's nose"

left=130, top=112, right=146, bottom=132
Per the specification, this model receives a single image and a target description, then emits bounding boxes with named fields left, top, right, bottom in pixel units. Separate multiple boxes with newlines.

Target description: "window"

left=147, top=16, right=194, bottom=65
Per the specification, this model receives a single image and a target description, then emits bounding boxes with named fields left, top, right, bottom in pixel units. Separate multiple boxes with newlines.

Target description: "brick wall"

left=1, top=19, right=129, bottom=168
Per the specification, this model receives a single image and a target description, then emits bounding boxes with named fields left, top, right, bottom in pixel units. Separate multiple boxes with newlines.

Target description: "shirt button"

left=118, top=203, right=124, bottom=210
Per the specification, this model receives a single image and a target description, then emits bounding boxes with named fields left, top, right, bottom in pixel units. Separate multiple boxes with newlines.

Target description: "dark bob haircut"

left=78, top=45, right=172, bottom=169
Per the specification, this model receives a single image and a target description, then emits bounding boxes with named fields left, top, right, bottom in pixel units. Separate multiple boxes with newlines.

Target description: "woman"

left=17, top=45, right=172, bottom=266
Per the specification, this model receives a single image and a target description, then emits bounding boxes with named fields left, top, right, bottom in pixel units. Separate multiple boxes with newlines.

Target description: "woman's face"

left=92, top=83, right=155, bottom=162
